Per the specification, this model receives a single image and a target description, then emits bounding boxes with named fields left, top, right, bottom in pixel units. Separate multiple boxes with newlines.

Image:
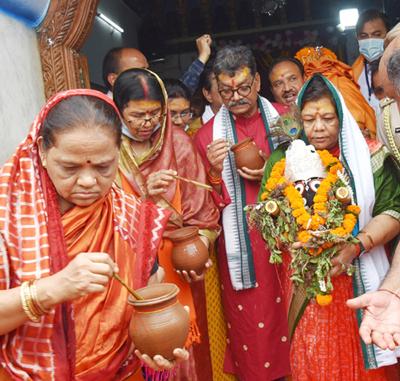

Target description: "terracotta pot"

left=168, top=226, right=209, bottom=275
left=230, top=137, right=265, bottom=170
left=128, top=283, right=189, bottom=360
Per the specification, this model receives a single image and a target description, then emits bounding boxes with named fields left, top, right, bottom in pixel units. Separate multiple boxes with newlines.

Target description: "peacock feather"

left=269, top=105, right=303, bottom=143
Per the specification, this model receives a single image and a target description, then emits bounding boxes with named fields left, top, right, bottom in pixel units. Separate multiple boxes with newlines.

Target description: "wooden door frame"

left=37, top=0, right=99, bottom=99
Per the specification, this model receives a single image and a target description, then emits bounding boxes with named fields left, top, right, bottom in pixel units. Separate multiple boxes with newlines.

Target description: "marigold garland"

left=265, top=150, right=359, bottom=240
left=248, top=149, right=361, bottom=306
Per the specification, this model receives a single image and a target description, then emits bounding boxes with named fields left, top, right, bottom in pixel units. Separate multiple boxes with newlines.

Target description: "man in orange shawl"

left=0, top=89, right=185, bottom=381
left=295, top=46, right=377, bottom=138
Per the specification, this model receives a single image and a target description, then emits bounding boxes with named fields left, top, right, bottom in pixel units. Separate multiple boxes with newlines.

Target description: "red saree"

left=118, top=108, right=221, bottom=380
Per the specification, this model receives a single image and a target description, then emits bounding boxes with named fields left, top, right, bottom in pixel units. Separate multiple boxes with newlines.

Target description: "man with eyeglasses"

left=194, top=45, right=290, bottom=381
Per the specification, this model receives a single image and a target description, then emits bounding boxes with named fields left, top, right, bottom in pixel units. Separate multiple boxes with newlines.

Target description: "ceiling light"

left=338, top=8, right=359, bottom=31
left=97, top=13, right=124, bottom=33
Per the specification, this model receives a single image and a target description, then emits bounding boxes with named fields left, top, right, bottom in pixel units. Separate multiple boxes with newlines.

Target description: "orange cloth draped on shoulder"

left=352, top=55, right=365, bottom=82
left=118, top=113, right=220, bottom=348
left=298, top=51, right=376, bottom=137
left=0, top=89, right=169, bottom=381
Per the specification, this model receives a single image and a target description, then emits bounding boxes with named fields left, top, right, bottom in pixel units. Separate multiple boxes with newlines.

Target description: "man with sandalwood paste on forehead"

left=194, top=45, right=290, bottom=381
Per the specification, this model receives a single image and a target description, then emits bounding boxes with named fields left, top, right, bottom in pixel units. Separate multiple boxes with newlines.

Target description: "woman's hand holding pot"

left=176, top=258, right=213, bottom=283
left=135, top=348, right=190, bottom=371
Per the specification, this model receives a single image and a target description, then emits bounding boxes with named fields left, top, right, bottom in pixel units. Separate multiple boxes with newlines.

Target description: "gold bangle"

left=24, top=282, right=41, bottom=322
left=29, top=280, right=50, bottom=315
left=20, top=281, right=41, bottom=322
left=359, top=230, right=375, bottom=250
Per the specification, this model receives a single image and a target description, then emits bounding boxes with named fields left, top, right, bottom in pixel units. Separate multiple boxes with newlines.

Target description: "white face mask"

left=359, top=38, right=384, bottom=62
left=122, top=123, right=161, bottom=141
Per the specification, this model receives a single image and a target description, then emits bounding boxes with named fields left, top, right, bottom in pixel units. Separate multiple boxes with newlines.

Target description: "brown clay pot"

left=128, top=283, right=189, bottom=360
left=168, top=226, right=209, bottom=275
left=230, top=137, right=265, bottom=170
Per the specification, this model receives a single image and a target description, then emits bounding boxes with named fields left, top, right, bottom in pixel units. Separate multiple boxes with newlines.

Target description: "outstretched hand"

left=135, top=348, right=189, bottom=371
left=176, top=258, right=213, bottom=283
left=347, top=290, right=400, bottom=350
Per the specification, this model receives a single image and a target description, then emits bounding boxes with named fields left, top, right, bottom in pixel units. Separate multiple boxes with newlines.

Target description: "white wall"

left=0, top=11, right=45, bottom=165
left=82, top=0, right=141, bottom=87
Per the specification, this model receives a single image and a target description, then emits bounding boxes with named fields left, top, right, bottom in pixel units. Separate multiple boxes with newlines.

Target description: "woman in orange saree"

left=113, top=68, right=229, bottom=381
left=0, top=89, right=185, bottom=381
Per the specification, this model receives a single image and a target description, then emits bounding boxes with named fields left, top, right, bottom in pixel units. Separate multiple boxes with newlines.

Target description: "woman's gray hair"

left=213, top=45, right=257, bottom=77
left=387, top=50, right=400, bottom=95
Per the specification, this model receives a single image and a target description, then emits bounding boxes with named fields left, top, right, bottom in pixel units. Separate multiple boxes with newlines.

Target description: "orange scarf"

left=351, top=54, right=365, bottom=82
left=0, top=89, right=169, bottom=380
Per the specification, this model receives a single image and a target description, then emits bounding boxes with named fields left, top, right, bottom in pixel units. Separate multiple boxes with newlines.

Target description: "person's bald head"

left=379, top=36, right=400, bottom=99
left=102, top=47, right=149, bottom=91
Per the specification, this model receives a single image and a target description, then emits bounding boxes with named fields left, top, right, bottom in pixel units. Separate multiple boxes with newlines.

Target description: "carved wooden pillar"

left=37, top=0, right=99, bottom=99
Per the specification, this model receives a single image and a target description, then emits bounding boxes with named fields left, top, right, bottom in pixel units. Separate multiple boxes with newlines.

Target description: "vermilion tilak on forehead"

left=220, top=67, right=251, bottom=87
left=139, top=76, right=150, bottom=98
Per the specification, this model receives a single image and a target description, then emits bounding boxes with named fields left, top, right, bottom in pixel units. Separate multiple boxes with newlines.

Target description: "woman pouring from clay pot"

left=0, top=89, right=188, bottom=381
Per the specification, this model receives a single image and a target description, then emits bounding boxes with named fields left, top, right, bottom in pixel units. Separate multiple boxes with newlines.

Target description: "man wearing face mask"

left=352, top=9, right=390, bottom=114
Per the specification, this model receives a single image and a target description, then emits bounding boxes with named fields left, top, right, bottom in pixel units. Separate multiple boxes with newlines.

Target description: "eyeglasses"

left=126, top=109, right=163, bottom=125
left=170, top=110, right=193, bottom=121
left=218, top=76, right=255, bottom=100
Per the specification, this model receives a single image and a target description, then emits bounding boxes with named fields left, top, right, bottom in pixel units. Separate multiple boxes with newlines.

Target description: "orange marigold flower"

left=260, top=192, right=269, bottom=201
left=331, top=227, right=346, bottom=237
left=313, top=203, right=327, bottom=212
left=316, top=294, right=333, bottom=306
left=347, top=205, right=361, bottom=215
left=310, top=215, right=325, bottom=230
left=297, top=231, right=311, bottom=243
left=292, top=209, right=304, bottom=218
left=314, top=195, right=328, bottom=203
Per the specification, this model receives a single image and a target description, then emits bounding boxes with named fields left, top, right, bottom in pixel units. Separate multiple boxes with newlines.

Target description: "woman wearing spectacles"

left=113, top=68, right=227, bottom=381
left=164, top=79, right=194, bottom=133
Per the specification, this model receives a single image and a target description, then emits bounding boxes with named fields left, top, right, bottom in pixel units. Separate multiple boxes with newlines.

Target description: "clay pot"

left=128, top=283, right=189, bottom=360
left=168, top=226, right=209, bottom=275
left=230, top=137, right=265, bottom=170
